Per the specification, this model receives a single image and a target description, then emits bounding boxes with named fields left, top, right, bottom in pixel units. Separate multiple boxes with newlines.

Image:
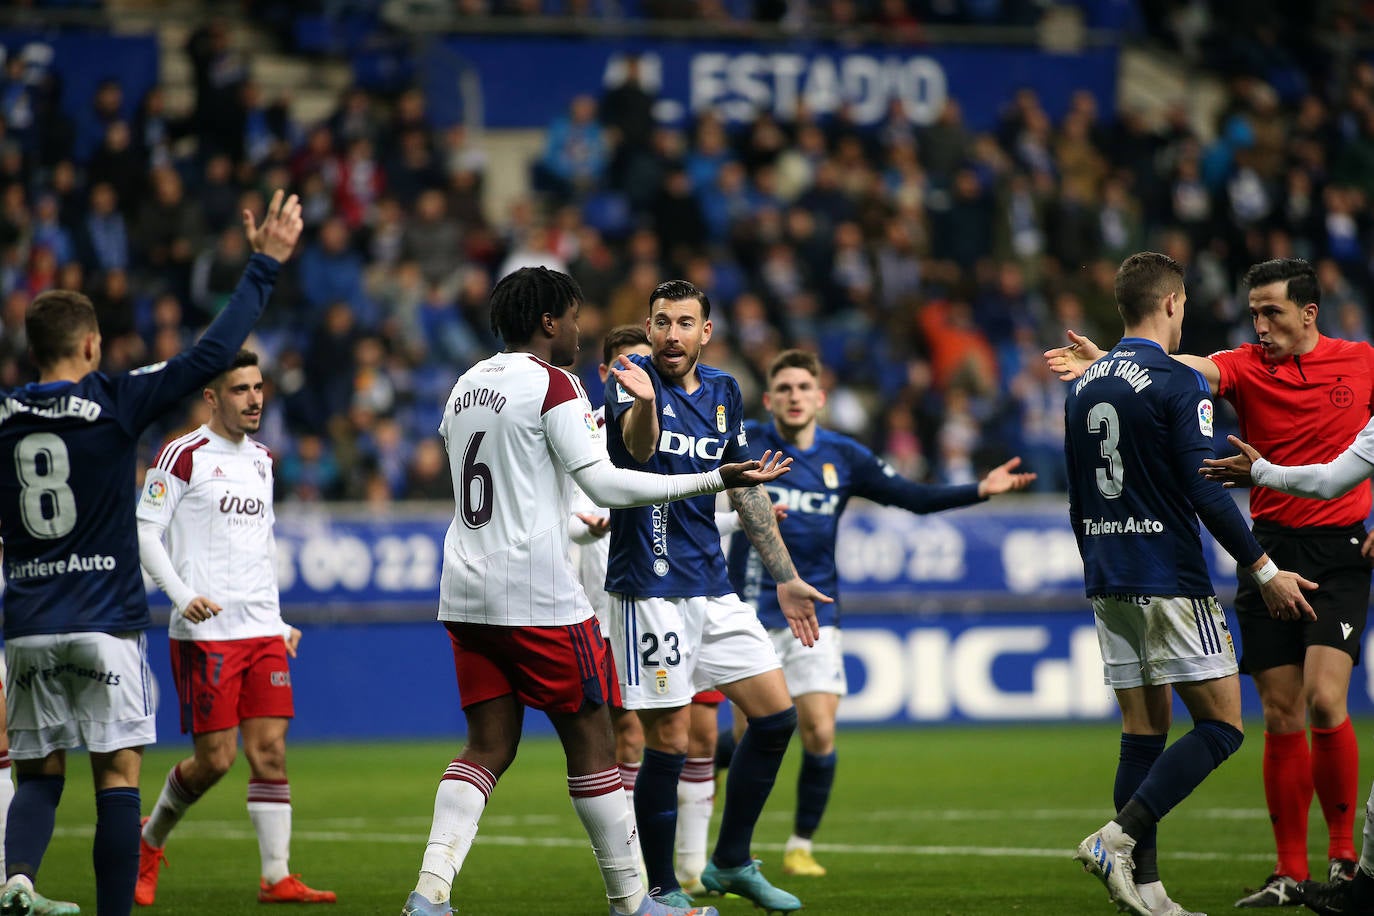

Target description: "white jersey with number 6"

left=438, top=351, right=605, bottom=626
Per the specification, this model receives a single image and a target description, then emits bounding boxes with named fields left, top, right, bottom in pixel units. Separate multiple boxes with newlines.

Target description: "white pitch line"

left=858, top=806, right=1274, bottom=822
left=48, top=823, right=1279, bottom=862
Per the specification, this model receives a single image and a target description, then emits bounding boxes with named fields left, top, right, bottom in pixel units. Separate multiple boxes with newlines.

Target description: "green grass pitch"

left=37, top=719, right=1370, bottom=914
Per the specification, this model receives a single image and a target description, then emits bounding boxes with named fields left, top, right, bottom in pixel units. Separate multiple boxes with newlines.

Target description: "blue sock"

left=93, top=787, right=141, bottom=916
left=1115, top=733, right=1165, bottom=882
left=713, top=706, right=796, bottom=869
left=794, top=751, right=837, bottom=839
left=1121, top=720, right=1243, bottom=836
left=5, top=774, right=63, bottom=879
left=635, top=748, right=685, bottom=894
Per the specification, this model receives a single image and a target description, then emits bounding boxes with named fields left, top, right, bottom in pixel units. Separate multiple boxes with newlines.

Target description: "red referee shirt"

left=1212, top=335, right=1374, bottom=528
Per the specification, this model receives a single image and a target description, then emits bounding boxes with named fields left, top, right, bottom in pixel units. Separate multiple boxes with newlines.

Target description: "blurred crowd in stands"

left=1, top=1, right=1374, bottom=503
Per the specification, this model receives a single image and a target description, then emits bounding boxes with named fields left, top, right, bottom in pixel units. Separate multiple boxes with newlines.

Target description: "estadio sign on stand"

left=424, top=36, right=1118, bottom=131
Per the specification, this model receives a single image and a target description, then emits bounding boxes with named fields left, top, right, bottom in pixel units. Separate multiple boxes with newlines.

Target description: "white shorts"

left=608, top=593, right=781, bottom=710
left=768, top=626, right=846, bottom=697
left=1092, top=594, right=1238, bottom=689
left=5, top=631, right=157, bottom=758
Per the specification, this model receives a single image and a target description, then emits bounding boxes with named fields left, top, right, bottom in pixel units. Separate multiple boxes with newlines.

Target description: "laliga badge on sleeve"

left=1197, top=398, right=1214, bottom=437
left=716, top=404, right=727, bottom=432
left=142, top=478, right=167, bottom=508
left=654, top=668, right=670, bottom=695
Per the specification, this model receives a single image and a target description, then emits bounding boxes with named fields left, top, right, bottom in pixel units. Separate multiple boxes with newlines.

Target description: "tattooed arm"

left=729, top=484, right=830, bottom=646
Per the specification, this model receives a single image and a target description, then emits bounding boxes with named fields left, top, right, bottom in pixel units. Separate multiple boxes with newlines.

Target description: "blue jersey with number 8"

left=0, top=255, right=279, bottom=638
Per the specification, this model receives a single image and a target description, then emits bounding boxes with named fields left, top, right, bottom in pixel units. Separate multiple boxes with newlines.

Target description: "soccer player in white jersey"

left=1203, top=424, right=1374, bottom=914
left=134, top=350, right=335, bottom=906
left=568, top=326, right=652, bottom=850
left=399, top=267, right=793, bottom=916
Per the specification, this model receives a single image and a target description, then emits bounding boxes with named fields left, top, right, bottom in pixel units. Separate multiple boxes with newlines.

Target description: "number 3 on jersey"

left=1088, top=402, right=1124, bottom=499
left=15, top=432, right=77, bottom=538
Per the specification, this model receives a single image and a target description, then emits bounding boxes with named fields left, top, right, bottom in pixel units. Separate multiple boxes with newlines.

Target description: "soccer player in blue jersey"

left=725, top=348, right=1035, bottom=877
left=1065, top=252, right=1317, bottom=916
left=603, top=280, right=830, bottom=913
left=0, top=191, right=302, bottom=916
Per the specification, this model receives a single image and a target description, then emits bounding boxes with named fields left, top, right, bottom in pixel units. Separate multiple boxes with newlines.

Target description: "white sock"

left=0, top=758, right=12, bottom=875
left=619, top=763, right=644, bottom=876
left=784, top=834, right=812, bottom=854
left=145, top=763, right=203, bottom=849
left=1135, top=880, right=1170, bottom=913
left=247, top=779, right=292, bottom=884
left=569, top=769, right=644, bottom=915
left=1361, top=781, right=1374, bottom=879
left=416, top=761, right=494, bottom=904
left=675, top=757, right=715, bottom=886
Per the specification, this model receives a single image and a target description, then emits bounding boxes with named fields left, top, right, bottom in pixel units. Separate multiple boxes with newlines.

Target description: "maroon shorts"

left=446, top=617, right=621, bottom=714
left=693, top=690, right=726, bottom=704
left=170, top=636, right=294, bottom=735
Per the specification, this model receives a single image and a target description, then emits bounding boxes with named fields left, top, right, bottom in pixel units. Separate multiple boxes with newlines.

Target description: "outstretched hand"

left=244, top=189, right=304, bottom=263
left=575, top=512, right=611, bottom=539
left=1043, top=330, right=1104, bottom=381
left=1199, top=435, right=1263, bottom=488
left=609, top=355, right=655, bottom=404
left=719, top=450, right=793, bottom=488
left=776, top=576, right=831, bottom=647
left=978, top=456, right=1037, bottom=497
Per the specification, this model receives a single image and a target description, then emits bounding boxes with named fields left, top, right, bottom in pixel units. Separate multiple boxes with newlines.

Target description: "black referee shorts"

left=1236, top=521, right=1372, bottom=673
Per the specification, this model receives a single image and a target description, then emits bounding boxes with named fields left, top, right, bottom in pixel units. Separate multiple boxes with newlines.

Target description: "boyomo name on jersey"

left=0, top=394, right=102, bottom=426
left=450, top=386, right=508, bottom=415
left=1073, top=357, right=1155, bottom=396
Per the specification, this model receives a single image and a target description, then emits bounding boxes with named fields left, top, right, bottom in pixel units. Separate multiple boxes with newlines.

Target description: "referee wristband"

left=1252, top=559, right=1279, bottom=586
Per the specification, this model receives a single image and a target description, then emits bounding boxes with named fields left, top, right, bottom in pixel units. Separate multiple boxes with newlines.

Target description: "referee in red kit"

left=1048, top=257, right=1374, bottom=908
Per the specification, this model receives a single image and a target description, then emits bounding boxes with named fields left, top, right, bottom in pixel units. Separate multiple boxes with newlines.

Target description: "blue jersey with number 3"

left=0, top=255, right=280, bottom=638
left=1064, top=336, right=1263, bottom=597
left=603, top=355, right=749, bottom=598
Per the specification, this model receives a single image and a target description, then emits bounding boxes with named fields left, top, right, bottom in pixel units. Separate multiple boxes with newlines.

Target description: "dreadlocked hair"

left=488, top=266, right=584, bottom=344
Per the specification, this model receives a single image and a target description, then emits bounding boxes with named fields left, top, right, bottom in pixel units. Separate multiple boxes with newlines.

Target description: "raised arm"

left=609, top=356, right=659, bottom=463
left=1043, top=329, right=1220, bottom=395
left=1174, top=354, right=1220, bottom=394
left=121, top=191, right=304, bottom=431
left=1202, top=432, right=1374, bottom=500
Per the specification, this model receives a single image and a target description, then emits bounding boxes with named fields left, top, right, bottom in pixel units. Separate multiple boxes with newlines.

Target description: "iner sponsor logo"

left=219, top=493, right=267, bottom=517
